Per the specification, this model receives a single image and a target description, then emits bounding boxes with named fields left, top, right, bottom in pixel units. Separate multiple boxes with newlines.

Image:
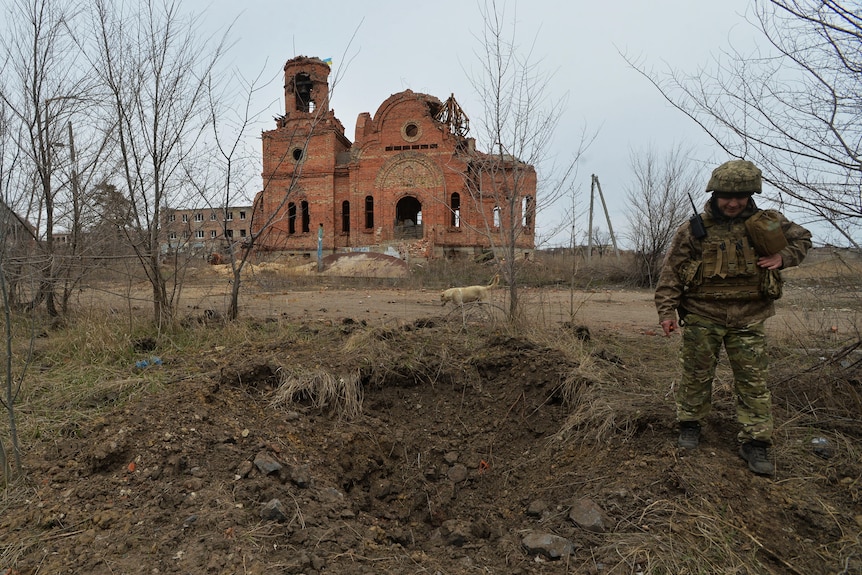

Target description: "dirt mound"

left=277, top=252, right=409, bottom=278
left=1, top=285, right=860, bottom=574
left=321, top=252, right=408, bottom=278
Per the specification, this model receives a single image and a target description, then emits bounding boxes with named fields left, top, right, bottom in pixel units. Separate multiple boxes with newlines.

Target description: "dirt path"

left=172, top=284, right=829, bottom=339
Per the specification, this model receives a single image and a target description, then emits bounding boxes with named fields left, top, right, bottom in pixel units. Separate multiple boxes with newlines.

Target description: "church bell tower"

left=283, top=56, right=331, bottom=120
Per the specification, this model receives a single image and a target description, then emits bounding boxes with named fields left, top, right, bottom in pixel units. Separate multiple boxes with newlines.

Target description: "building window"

left=364, top=196, right=374, bottom=229
left=240, top=229, right=247, bottom=237
left=226, top=229, right=233, bottom=238
left=194, top=213, right=203, bottom=222
left=210, top=212, right=217, bottom=221
left=301, top=200, right=310, bottom=233
left=182, top=214, right=188, bottom=223
left=169, top=214, right=176, bottom=222
left=210, top=230, right=217, bottom=238
left=288, top=202, right=296, bottom=234
left=401, top=121, right=421, bottom=142
left=169, top=232, right=177, bottom=240
left=450, top=193, right=461, bottom=228
left=493, top=206, right=501, bottom=228
left=341, top=201, right=350, bottom=233
left=226, top=212, right=233, bottom=221
left=522, top=196, right=534, bottom=229
left=196, top=230, right=204, bottom=239
left=239, top=211, right=246, bottom=220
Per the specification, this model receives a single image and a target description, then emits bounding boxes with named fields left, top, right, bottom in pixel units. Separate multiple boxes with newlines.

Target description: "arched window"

left=341, top=201, right=350, bottom=233
left=364, top=196, right=374, bottom=229
left=522, top=196, right=534, bottom=228
left=450, top=192, right=461, bottom=228
left=301, top=200, right=310, bottom=233
left=288, top=202, right=296, bottom=234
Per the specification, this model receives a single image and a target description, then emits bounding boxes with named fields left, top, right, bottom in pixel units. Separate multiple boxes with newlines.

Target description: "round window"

left=401, top=121, right=421, bottom=143
left=292, top=147, right=305, bottom=162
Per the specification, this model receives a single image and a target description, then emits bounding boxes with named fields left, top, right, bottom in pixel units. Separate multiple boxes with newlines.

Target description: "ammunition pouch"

left=760, top=269, right=783, bottom=300
left=745, top=210, right=788, bottom=256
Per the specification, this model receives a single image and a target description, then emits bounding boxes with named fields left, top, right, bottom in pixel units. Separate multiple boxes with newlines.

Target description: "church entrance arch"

left=395, top=196, right=423, bottom=239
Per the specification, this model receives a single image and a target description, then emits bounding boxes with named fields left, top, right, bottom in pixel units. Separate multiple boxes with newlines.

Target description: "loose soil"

left=1, top=258, right=861, bottom=574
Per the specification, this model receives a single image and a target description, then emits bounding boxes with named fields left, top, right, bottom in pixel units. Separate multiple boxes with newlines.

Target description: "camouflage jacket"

left=655, top=199, right=812, bottom=328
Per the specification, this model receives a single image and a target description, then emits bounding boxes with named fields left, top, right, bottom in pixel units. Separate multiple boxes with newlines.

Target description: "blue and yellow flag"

left=322, top=57, right=333, bottom=66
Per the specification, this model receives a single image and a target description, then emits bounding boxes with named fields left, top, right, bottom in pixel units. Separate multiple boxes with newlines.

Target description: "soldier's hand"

left=757, top=253, right=783, bottom=270
left=660, top=320, right=678, bottom=337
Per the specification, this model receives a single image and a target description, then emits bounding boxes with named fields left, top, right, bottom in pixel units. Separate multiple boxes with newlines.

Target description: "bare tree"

left=88, top=0, right=229, bottom=325
left=0, top=51, right=44, bottom=482
left=0, top=0, right=93, bottom=317
left=200, top=42, right=361, bottom=321
left=466, top=0, right=591, bottom=321
left=198, top=65, right=269, bottom=321
left=0, top=78, right=23, bottom=482
left=625, top=144, right=701, bottom=287
left=627, top=0, right=861, bottom=247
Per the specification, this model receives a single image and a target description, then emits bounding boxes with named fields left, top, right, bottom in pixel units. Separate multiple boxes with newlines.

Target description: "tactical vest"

left=682, top=214, right=768, bottom=301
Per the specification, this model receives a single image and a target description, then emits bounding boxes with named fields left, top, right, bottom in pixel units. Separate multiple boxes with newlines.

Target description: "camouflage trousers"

left=677, top=313, right=773, bottom=444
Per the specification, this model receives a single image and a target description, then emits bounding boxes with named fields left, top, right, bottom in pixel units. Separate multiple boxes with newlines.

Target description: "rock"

left=447, top=463, right=468, bottom=483
left=521, top=531, right=576, bottom=559
left=260, top=499, right=287, bottom=522
left=235, top=460, right=253, bottom=478
left=569, top=497, right=612, bottom=533
left=440, top=519, right=470, bottom=546
left=253, top=451, right=282, bottom=476
left=526, top=500, right=548, bottom=517
left=288, top=463, right=312, bottom=487
left=317, top=487, right=345, bottom=503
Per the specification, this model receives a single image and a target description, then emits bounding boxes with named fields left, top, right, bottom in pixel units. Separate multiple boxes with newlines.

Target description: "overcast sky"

left=192, top=0, right=774, bottom=248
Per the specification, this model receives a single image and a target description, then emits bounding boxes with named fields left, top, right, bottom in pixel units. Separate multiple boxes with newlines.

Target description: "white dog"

left=441, top=274, right=500, bottom=306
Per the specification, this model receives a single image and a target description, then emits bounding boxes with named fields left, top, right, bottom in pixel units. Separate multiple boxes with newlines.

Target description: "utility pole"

left=588, top=175, right=595, bottom=262
left=589, top=175, right=620, bottom=262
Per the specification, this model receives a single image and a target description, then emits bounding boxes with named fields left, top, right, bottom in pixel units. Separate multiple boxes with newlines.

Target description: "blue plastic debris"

left=135, top=357, right=163, bottom=369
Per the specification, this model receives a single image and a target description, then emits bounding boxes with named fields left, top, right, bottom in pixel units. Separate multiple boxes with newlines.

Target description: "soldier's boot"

left=739, top=440, right=775, bottom=476
left=677, top=421, right=701, bottom=449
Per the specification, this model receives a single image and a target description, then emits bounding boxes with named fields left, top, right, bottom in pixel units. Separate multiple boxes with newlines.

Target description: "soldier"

left=655, top=159, right=812, bottom=476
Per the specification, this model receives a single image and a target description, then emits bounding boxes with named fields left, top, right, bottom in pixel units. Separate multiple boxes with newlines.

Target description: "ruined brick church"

left=251, top=56, right=535, bottom=259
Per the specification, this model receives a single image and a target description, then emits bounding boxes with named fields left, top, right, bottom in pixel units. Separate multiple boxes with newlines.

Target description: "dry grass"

left=270, top=367, right=364, bottom=420
left=588, top=497, right=803, bottom=575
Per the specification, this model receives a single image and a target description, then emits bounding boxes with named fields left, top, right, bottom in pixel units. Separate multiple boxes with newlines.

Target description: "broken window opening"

left=288, top=202, right=297, bottom=234
left=395, top=195, right=423, bottom=239
left=293, top=73, right=314, bottom=112
left=493, top=206, right=501, bottom=228
left=301, top=200, right=310, bottom=233
left=522, top=196, right=534, bottom=229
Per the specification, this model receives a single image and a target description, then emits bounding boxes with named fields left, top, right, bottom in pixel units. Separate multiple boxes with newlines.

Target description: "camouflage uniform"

left=655, top=161, right=812, bottom=445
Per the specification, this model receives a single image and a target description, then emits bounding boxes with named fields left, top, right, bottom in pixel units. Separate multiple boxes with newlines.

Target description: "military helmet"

left=706, top=159, right=762, bottom=195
